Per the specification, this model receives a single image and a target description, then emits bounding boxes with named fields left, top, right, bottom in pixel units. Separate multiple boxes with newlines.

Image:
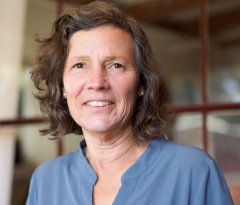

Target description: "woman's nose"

left=87, top=68, right=110, bottom=90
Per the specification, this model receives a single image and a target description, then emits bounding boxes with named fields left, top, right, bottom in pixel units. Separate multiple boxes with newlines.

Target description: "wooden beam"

left=65, top=0, right=92, bottom=4
left=1, top=103, right=240, bottom=126
left=219, top=38, right=240, bottom=48
left=171, top=103, right=240, bottom=114
left=0, top=117, right=46, bottom=126
left=209, top=7, right=240, bottom=34
left=123, top=0, right=224, bottom=23
left=156, top=6, right=240, bottom=37
left=124, top=0, right=200, bottom=22
left=158, top=19, right=199, bottom=37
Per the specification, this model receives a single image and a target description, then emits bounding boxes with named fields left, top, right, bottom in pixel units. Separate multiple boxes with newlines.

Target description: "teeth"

left=86, top=101, right=112, bottom=107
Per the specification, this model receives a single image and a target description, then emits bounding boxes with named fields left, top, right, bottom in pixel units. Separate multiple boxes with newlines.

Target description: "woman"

left=26, top=1, right=233, bottom=204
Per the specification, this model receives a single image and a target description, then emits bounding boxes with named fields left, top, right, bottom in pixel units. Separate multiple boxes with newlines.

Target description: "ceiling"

left=64, top=0, right=240, bottom=47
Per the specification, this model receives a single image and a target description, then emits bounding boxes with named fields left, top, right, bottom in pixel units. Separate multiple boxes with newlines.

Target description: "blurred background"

left=0, top=0, right=240, bottom=204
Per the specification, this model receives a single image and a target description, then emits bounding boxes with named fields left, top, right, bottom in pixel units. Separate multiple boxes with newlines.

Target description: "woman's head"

left=32, top=0, right=170, bottom=142
left=63, top=25, right=140, bottom=137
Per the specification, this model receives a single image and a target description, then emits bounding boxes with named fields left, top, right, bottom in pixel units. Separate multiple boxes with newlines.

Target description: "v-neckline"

left=78, top=135, right=167, bottom=204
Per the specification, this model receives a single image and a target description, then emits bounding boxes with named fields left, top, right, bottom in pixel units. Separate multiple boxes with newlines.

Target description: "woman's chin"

left=81, top=120, right=116, bottom=135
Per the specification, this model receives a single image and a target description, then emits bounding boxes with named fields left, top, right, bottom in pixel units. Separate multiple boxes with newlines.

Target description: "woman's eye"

left=73, top=63, right=84, bottom=69
left=113, top=63, right=124, bottom=69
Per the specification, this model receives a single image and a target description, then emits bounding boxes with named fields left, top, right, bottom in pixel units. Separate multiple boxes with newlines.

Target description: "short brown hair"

left=32, top=0, right=170, bottom=142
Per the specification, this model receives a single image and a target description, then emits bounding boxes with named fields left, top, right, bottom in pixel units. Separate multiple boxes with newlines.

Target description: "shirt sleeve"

left=25, top=170, right=38, bottom=205
left=193, top=159, right=234, bottom=205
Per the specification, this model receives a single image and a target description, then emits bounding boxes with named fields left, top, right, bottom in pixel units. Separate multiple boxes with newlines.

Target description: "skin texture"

left=63, top=25, right=140, bottom=141
left=63, top=25, right=148, bottom=205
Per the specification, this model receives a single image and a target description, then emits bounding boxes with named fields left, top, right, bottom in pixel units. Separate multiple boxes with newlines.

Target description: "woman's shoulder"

left=155, top=136, right=215, bottom=168
left=152, top=137, right=225, bottom=186
left=168, top=140, right=210, bottom=157
left=26, top=149, right=87, bottom=204
left=33, top=150, right=80, bottom=178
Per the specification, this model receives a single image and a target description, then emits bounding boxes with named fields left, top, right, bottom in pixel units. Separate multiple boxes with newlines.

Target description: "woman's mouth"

left=85, top=101, right=113, bottom=107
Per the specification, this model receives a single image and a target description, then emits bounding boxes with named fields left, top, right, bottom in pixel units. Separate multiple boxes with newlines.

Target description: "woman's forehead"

left=67, top=25, right=134, bottom=60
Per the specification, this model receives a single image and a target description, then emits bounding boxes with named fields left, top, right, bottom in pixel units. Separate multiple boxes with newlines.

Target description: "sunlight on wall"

left=0, top=0, right=27, bottom=204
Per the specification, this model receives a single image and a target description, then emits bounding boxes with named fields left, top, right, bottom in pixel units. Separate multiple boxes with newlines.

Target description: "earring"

left=139, top=90, right=144, bottom=96
left=63, top=93, right=67, bottom=98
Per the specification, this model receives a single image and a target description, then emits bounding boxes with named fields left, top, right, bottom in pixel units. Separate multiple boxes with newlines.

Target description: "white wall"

left=0, top=0, right=27, bottom=204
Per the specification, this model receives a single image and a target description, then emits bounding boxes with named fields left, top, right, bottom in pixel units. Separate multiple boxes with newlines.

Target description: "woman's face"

left=63, top=25, right=140, bottom=136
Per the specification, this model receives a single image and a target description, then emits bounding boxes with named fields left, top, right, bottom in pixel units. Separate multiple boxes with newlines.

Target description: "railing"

left=1, top=102, right=240, bottom=157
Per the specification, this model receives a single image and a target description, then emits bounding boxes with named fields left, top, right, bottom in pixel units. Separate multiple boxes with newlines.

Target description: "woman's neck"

left=83, top=129, right=148, bottom=173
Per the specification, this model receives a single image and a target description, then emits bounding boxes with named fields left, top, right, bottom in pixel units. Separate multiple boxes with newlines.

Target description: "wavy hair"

left=32, top=0, right=170, bottom=141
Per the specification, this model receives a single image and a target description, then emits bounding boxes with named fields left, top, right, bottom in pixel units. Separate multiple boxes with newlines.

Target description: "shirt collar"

left=78, top=135, right=167, bottom=185
left=78, top=140, right=98, bottom=185
left=121, top=134, right=167, bottom=184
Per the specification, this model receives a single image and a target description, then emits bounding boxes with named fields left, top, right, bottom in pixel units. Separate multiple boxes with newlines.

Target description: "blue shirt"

left=26, top=135, right=233, bottom=204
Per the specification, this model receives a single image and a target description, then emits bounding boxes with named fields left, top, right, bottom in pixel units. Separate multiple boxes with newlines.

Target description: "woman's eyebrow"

left=66, top=55, right=130, bottom=65
left=67, top=56, right=90, bottom=63
left=104, top=56, right=128, bottom=62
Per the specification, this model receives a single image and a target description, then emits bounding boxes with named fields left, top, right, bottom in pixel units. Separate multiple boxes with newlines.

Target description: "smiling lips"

left=85, top=101, right=113, bottom=107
